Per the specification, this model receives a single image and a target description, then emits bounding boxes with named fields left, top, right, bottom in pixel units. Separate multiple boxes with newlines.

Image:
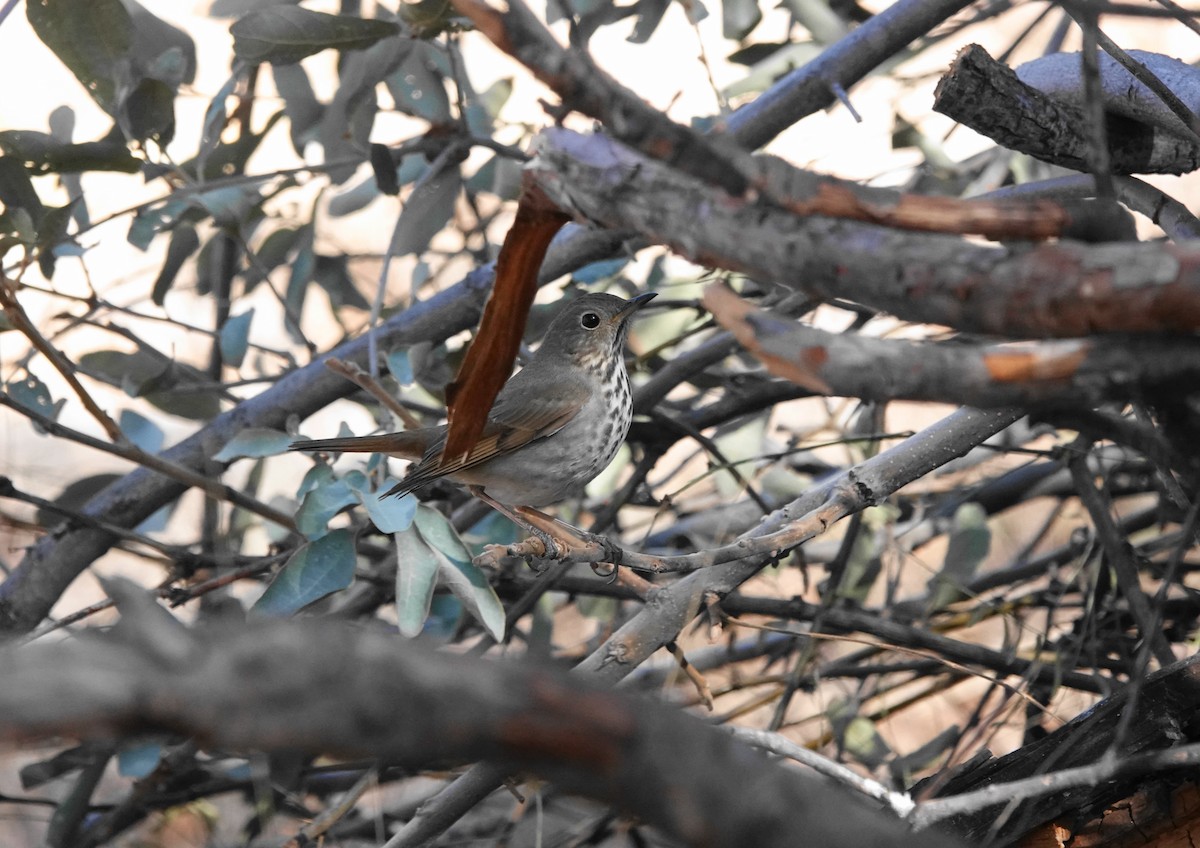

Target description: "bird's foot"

left=473, top=530, right=564, bottom=571
left=515, top=508, right=624, bottom=578
left=466, top=488, right=624, bottom=574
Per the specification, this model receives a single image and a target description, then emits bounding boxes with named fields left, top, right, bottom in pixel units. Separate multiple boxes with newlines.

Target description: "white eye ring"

left=580, top=312, right=601, bottom=329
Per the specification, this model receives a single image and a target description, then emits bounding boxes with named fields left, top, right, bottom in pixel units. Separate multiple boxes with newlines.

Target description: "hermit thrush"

left=289, top=291, right=656, bottom=508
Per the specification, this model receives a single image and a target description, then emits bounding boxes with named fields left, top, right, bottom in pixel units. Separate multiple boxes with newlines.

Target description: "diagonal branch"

left=530, top=127, right=1200, bottom=337
left=703, top=284, right=1200, bottom=408
left=389, top=407, right=1024, bottom=846
left=0, top=592, right=960, bottom=848
left=455, top=0, right=1116, bottom=241
left=0, top=273, right=124, bottom=443
left=0, top=393, right=296, bottom=531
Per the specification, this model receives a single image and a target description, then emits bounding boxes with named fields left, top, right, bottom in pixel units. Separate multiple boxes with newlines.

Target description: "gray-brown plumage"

left=289, top=292, right=655, bottom=506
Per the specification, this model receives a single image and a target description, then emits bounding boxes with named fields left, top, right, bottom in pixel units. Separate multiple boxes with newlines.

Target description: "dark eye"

left=580, top=312, right=601, bottom=329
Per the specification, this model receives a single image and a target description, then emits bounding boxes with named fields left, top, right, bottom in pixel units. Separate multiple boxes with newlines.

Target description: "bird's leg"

left=467, top=488, right=625, bottom=574
left=514, top=506, right=625, bottom=578
left=468, top=486, right=567, bottom=561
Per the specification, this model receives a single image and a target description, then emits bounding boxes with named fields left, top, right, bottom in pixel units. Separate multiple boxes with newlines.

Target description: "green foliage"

left=78, top=349, right=221, bottom=420
left=116, top=742, right=162, bottom=779
left=294, top=465, right=359, bottom=540
left=393, top=523, right=442, bottom=636
left=26, top=0, right=194, bottom=144
left=0, top=130, right=140, bottom=175
left=5, top=373, right=65, bottom=432
left=118, top=409, right=164, bottom=452
left=26, top=0, right=133, bottom=114
left=218, top=309, right=255, bottom=367
left=400, top=506, right=506, bottom=640
left=253, top=528, right=358, bottom=615
left=212, top=427, right=293, bottom=462
left=230, top=7, right=401, bottom=65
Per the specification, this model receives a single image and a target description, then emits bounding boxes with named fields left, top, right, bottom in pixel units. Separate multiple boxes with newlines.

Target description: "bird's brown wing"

left=383, top=370, right=590, bottom=497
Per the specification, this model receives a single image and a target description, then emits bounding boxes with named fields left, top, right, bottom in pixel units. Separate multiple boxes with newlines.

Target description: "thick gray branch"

left=934, top=44, right=1200, bottom=175
left=0, top=597, right=959, bottom=848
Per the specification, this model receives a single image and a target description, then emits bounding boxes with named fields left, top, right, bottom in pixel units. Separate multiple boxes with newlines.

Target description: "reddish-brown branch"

left=531, top=128, right=1200, bottom=337
left=441, top=179, right=569, bottom=463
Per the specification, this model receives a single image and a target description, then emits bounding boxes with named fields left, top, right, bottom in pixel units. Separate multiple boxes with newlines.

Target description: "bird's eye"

left=580, top=312, right=601, bottom=329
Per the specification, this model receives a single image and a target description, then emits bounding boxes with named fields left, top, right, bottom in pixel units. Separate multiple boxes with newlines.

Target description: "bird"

left=289, top=291, right=656, bottom=514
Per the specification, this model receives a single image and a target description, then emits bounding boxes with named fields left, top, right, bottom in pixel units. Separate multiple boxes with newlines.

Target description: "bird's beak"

left=612, top=291, right=657, bottom=324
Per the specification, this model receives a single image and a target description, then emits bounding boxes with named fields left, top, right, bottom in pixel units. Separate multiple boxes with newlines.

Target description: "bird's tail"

left=288, top=432, right=428, bottom=459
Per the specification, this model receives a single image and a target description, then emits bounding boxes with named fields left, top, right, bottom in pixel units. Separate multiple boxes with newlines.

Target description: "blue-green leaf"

left=127, top=198, right=191, bottom=251
left=476, top=77, right=513, bottom=124
left=385, top=41, right=450, bottom=122
left=424, top=594, right=463, bottom=639
left=629, top=0, right=670, bottom=43
left=414, top=505, right=504, bottom=640
left=314, top=254, right=370, bottom=310
left=118, top=76, right=175, bottom=143
left=393, top=525, right=439, bottom=637
left=928, top=503, right=991, bottom=610
left=6, top=373, right=65, bottom=431
left=0, top=157, right=46, bottom=236
left=213, top=427, right=292, bottom=462
left=284, top=223, right=314, bottom=343
left=327, top=173, right=382, bottom=217
left=118, top=409, right=164, bottom=453
left=386, top=349, right=413, bottom=386
left=190, top=185, right=260, bottom=228
left=351, top=480, right=416, bottom=533
left=463, top=510, right=522, bottom=553
left=317, top=35, right=408, bottom=183
left=231, top=7, right=400, bottom=65
left=573, top=257, right=629, bottom=284
left=243, top=226, right=301, bottom=289
left=272, top=62, right=322, bottom=153
left=151, top=223, right=200, bottom=305
left=219, top=309, right=255, bottom=368
left=253, top=528, right=357, bottom=615
left=296, top=462, right=335, bottom=498
left=0, top=130, right=139, bottom=175
left=27, top=0, right=133, bottom=114
left=386, top=162, right=461, bottom=259
left=295, top=472, right=357, bottom=539
left=722, top=0, right=762, bottom=40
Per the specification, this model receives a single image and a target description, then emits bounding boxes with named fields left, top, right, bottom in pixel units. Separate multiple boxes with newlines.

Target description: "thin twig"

left=1064, top=438, right=1176, bottom=667
left=280, top=766, right=379, bottom=848
left=729, top=726, right=914, bottom=817
left=911, top=741, right=1200, bottom=828
left=325, top=357, right=422, bottom=429
left=1070, top=7, right=1115, bottom=197
left=0, top=274, right=125, bottom=442
left=0, top=393, right=297, bottom=531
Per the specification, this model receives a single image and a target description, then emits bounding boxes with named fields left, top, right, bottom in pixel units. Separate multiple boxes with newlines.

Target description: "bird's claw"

left=473, top=532, right=563, bottom=571
left=590, top=561, right=619, bottom=582
left=475, top=522, right=625, bottom=581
